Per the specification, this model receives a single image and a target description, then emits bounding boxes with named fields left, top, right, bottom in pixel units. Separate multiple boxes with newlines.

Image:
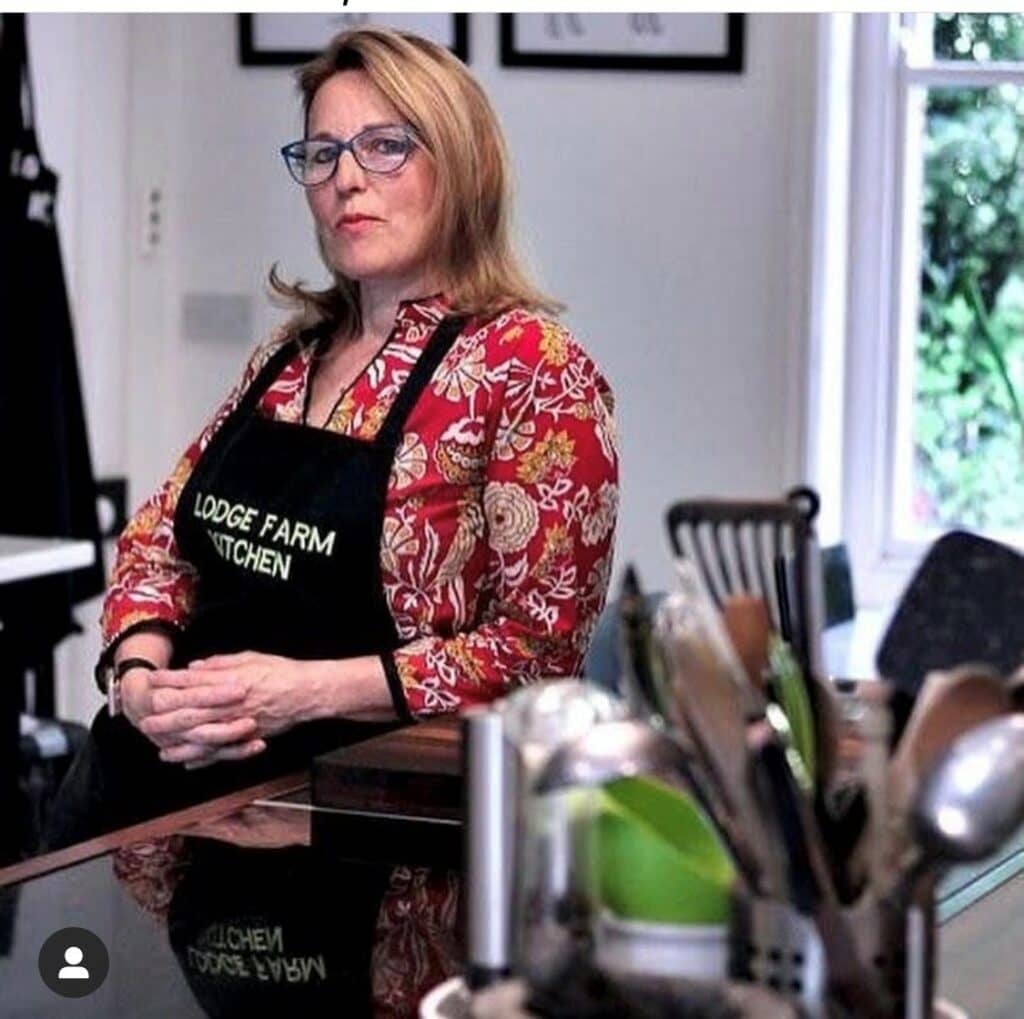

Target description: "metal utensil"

left=534, top=718, right=764, bottom=891
left=888, top=665, right=1011, bottom=872
left=535, top=719, right=692, bottom=794
left=463, top=707, right=516, bottom=989
left=913, top=712, right=1024, bottom=862
left=898, top=711, right=1024, bottom=1019
left=495, top=680, right=629, bottom=980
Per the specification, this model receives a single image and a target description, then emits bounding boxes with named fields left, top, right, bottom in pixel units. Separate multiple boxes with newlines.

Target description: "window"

left=894, top=14, right=1024, bottom=546
left=837, top=14, right=1024, bottom=602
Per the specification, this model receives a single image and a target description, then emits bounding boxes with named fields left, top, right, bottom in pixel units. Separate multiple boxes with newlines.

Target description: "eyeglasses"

left=280, top=125, right=419, bottom=187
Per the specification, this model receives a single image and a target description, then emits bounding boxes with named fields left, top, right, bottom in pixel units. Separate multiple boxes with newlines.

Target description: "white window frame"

left=838, top=13, right=1024, bottom=605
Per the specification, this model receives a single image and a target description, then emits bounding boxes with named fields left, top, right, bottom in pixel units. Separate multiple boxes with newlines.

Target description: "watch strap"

left=109, top=657, right=158, bottom=717
left=115, top=657, right=159, bottom=679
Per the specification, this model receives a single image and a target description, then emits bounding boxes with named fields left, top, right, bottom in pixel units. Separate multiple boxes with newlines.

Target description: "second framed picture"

left=239, top=14, right=469, bottom=66
left=500, top=14, right=744, bottom=73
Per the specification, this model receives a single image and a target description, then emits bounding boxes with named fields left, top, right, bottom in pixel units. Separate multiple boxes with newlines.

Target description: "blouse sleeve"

left=97, top=335, right=287, bottom=667
left=389, top=317, right=619, bottom=718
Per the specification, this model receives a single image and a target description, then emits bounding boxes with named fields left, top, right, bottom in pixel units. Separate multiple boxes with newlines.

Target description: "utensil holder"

left=728, top=889, right=936, bottom=1018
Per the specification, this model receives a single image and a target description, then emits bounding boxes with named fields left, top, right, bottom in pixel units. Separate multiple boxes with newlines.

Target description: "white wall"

left=26, top=13, right=820, bottom=723
left=27, top=14, right=131, bottom=724
left=141, top=12, right=820, bottom=580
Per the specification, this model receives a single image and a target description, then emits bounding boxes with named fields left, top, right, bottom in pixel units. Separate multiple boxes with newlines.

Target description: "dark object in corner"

left=876, top=530, right=1024, bottom=698
left=526, top=950, right=740, bottom=1019
left=821, top=543, right=856, bottom=628
left=0, top=14, right=105, bottom=663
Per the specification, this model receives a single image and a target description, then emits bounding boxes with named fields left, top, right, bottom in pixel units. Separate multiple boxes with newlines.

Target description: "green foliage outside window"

left=914, top=14, right=1024, bottom=528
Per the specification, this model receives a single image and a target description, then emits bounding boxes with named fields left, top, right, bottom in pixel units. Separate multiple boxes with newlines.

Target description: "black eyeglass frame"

left=279, top=125, right=421, bottom=187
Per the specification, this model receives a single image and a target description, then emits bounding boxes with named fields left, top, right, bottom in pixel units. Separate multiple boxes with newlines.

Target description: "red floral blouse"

left=101, top=295, right=619, bottom=717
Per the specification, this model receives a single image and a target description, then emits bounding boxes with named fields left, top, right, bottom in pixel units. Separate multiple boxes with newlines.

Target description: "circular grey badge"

left=38, top=927, right=109, bottom=998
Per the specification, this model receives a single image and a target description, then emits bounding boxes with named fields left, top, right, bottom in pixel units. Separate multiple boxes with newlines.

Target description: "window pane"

left=933, top=13, right=1024, bottom=62
left=908, top=85, right=1024, bottom=532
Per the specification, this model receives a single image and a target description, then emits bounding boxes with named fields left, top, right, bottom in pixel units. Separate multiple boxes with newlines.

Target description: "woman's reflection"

left=112, top=805, right=459, bottom=1018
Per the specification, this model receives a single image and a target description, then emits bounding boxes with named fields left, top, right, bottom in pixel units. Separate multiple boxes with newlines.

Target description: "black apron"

left=0, top=15, right=105, bottom=657
left=47, top=316, right=466, bottom=847
left=1, top=12, right=105, bottom=864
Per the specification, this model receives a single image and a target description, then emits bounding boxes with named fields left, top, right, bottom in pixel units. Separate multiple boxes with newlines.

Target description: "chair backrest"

left=584, top=591, right=666, bottom=694
left=821, top=542, right=856, bottom=628
left=664, top=486, right=822, bottom=675
left=876, top=529, right=1024, bottom=697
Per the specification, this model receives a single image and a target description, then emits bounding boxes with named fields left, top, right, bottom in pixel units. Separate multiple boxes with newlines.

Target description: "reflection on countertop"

left=0, top=787, right=461, bottom=1019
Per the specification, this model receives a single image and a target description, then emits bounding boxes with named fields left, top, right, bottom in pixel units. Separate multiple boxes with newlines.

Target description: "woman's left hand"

left=149, top=651, right=325, bottom=766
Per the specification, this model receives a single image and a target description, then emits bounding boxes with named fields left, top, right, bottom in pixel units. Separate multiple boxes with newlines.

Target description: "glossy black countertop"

left=0, top=778, right=461, bottom=1019
left=5, top=716, right=1024, bottom=1018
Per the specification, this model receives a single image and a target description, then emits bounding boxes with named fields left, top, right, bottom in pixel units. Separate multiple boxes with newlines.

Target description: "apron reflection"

left=113, top=806, right=460, bottom=1019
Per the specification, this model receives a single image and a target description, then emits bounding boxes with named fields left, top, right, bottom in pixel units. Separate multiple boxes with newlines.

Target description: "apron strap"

left=376, top=315, right=467, bottom=448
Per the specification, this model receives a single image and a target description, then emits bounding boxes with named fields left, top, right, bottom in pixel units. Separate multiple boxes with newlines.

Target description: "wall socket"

left=182, top=292, right=254, bottom=344
left=141, top=186, right=163, bottom=257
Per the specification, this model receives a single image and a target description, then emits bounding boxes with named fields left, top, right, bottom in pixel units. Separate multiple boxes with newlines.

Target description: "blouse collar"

left=395, top=292, right=451, bottom=327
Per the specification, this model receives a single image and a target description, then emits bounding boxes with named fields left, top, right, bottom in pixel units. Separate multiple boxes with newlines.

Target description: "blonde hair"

left=270, top=26, right=561, bottom=339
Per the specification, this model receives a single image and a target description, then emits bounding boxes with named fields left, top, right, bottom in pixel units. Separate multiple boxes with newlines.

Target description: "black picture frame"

left=239, top=14, right=469, bottom=67
left=500, top=13, right=744, bottom=73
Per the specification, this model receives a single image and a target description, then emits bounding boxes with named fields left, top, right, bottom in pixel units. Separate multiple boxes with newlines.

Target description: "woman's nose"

left=334, top=148, right=366, bottom=193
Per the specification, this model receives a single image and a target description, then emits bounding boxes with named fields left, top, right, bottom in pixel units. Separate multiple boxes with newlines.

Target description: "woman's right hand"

left=121, top=667, right=262, bottom=761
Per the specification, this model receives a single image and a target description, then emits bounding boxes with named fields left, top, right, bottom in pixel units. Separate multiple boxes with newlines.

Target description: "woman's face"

left=305, top=70, right=439, bottom=294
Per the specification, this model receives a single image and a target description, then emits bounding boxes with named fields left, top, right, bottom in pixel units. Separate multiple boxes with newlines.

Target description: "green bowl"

left=591, top=776, right=736, bottom=925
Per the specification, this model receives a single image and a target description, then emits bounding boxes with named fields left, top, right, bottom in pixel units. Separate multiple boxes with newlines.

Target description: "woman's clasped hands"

left=122, top=652, right=321, bottom=769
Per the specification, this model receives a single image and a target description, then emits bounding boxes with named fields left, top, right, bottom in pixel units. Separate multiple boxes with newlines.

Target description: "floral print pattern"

left=101, top=296, right=618, bottom=717
left=483, top=482, right=539, bottom=554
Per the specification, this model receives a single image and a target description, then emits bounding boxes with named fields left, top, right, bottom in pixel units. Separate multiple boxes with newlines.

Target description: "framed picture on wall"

left=500, top=14, right=744, bottom=73
left=239, top=14, right=469, bottom=66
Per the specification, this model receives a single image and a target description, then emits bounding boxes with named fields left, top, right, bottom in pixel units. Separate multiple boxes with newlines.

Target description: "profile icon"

left=58, top=946, right=90, bottom=980
left=39, top=927, right=108, bottom=998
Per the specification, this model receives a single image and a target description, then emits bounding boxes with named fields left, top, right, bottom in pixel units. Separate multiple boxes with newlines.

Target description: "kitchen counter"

left=0, top=786, right=455, bottom=1017
left=0, top=721, right=464, bottom=1018
left=1, top=718, right=1021, bottom=1017
left=0, top=534, right=95, bottom=585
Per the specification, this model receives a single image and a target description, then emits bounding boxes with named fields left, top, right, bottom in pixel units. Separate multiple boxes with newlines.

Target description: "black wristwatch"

left=105, top=657, right=158, bottom=717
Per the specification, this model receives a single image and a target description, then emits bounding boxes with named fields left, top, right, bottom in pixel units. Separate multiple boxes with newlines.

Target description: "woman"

left=52, top=26, right=617, bottom=840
